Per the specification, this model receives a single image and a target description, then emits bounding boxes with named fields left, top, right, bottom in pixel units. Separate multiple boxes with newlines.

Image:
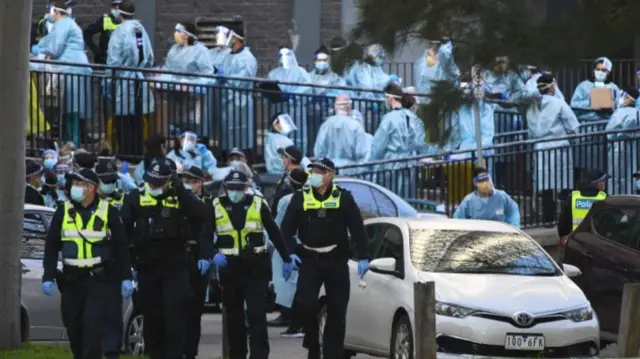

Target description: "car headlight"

left=435, top=301, right=477, bottom=318
left=560, top=305, right=594, bottom=322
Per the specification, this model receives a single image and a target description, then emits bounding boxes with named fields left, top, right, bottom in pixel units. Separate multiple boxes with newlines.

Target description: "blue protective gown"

left=210, top=47, right=231, bottom=68
left=38, top=16, right=92, bottom=117
left=106, top=19, right=155, bottom=116
left=313, top=114, right=370, bottom=174
left=605, top=106, right=640, bottom=194
left=482, top=69, right=526, bottom=131
left=267, top=54, right=313, bottom=155
left=218, top=46, right=258, bottom=150
left=527, top=94, right=580, bottom=192
left=271, top=192, right=299, bottom=308
left=453, top=189, right=521, bottom=228
left=307, top=69, right=350, bottom=143
left=165, top=144, right=218, bottom=178
left=413, top=42, right=460, bottom=104
left=264, top=132, right=294, bottom=174
left=570, top=80, right=620, bottom=170
left=309, top=69, right=347, bottom=97
left=453, top=101, right=496, bottom=173
left=345, top=62, right=391, bottom=130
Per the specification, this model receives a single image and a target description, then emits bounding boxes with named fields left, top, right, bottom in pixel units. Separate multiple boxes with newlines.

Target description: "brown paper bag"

left=590, top=88, right=614, bottom=109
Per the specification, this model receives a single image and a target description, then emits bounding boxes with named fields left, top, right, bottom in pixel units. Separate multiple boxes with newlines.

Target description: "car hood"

left=418, top=271, right=589, bottom=314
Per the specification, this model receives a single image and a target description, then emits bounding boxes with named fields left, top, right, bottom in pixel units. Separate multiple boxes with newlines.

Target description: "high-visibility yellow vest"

left=213, top=196, right=264, bottom=255
left=302, top=185, right=341, bottom=211
left=571, top=190, right=607, bottom=230
left=106, top=195, right=124, bottom=209
left=103, top=15, right=117, bottom=31
left=60, top=200, right=110, bottom=267
left=139, top=190, right=180, bottom=208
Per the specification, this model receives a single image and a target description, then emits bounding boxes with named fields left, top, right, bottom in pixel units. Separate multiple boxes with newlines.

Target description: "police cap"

left=144, top=161, right=172, bottom=186
left=179, top=166, right=205, bottom=182
left=26, top=160, right=43, bottom=179
left=67, top=168, right=100, bottom=187
left=95, top=161, right=119, bottom=183
left=307, top=157, right=336, bottom=173
left=224, top=170, right=248, bottom=191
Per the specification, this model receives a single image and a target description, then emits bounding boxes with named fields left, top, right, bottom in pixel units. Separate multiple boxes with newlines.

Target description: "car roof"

left=24, top=204, right=55, bottom=212
left=365, top=217, right=520, bottom=233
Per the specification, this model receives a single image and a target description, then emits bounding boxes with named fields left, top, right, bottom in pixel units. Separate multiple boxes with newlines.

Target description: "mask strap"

left=51, top=6, right=69, bottom=14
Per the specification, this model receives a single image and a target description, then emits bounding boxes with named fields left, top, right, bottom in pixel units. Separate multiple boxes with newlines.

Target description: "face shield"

left=473, top=173, right=494, bottom=194
left=334, top=98, right=352, bottom=116
left=180, top=131, right=198, bottom=152
left=215, top=26, right=232, bottom=47
left=365, top=44, right=385, bottom=65
left=274, top=113, right=297, bottom=135
left=175, top=23, right=196, bottom=40
left=279, top=48, right=298, bottom=69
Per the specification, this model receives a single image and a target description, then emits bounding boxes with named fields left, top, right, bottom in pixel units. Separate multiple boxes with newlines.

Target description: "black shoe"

left=267, top=313, right=290, bottom=327
left=280, top=327, right=304, bottom=338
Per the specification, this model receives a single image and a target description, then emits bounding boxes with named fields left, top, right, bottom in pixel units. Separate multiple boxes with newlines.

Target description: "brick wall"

left=31, top=0, right=343, bottom=68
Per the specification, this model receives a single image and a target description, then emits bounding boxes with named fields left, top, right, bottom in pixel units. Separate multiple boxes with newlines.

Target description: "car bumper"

left=436, top=315, right=599, bottom=358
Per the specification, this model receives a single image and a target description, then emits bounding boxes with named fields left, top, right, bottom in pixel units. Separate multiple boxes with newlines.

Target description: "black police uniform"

left=121, top=162, right=210, bottom=359
left=202, top=171, right=291, bottom=359
left=25, top=161, right=45, bottom=206
left=42, top=169, right=132, bottom=359
left=557, top=170, right=610, bottom=238
left=279, top=158, right=369, bottom=359
left=179, top=166, right=213, bottom=359
left=83, top=11, right=118, bottom=64
left=271, top=146, right=305, bottom=218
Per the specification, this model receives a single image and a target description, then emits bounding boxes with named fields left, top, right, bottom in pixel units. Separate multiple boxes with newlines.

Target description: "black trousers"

left=102, top=286, right=123, bottom=358
left=60, top=276, right=120, bottom=359
left=184, top=262, right=210, bottom=358
left=219, top=254, right=271, bottom=359
left=114, top=114, right=143, bottom=156
left=138, top=266, right=191, bottom=359
left=297, top=256, right=350, bottom=359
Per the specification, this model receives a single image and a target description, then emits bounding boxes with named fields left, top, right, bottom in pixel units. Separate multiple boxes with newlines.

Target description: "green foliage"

left=344, top=0, right=640, bottom=146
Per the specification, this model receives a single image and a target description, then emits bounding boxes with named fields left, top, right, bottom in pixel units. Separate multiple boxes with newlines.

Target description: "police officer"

left=279, top=158, right=369, bottom=359
left=179, top=166, right=212, bottom=359
left=271, top=145, right=305, bottom=218
left=121, top=161, right=210, bottom=359
left=25, top=160, right=45, bottom=206
left=83, top=0, right=120, bottom=64
left=228, top=147, right=263, bottom=191
left=204, top=170, right=296, bottom=359
left=558, top=169, right=609, bottom=241
left=95, top=161, right=125, bottom=209
left=41, top=169, right=133, bottom=359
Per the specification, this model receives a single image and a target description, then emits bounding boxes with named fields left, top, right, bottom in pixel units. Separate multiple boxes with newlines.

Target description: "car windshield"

left=409, top=229, right=560, bottom=276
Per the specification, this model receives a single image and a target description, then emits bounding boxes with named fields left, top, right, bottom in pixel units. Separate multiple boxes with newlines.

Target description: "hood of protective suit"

left=279, top=48, right=299, bottom=69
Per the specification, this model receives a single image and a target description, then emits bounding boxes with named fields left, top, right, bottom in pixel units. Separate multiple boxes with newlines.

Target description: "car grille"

left=472, top=313, right=566, bottom=328
left=436, top=336, right=597, bottom=358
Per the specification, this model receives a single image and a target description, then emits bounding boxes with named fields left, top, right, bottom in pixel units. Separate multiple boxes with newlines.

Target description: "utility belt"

left=296, top=244, right=341, bottom=259
left=61, top=262, right=111, bottom=282
left=218, top=244, right=268, bottom=260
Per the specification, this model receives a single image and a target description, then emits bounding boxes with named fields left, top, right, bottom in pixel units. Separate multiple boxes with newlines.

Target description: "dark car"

left=560, top=195, right=640, bottom=343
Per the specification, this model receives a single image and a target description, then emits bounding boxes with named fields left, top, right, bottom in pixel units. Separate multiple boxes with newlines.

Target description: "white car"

left=319, top=218, right=600, bottom=358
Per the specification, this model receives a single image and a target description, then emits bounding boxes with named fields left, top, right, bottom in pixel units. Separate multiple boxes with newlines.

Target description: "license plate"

left=504, top=333, right=545, bottom=350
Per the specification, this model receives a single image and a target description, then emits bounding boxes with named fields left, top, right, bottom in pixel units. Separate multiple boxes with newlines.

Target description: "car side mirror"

left=562, top=264, right=582, bottom=278
left=369, top=257, right=397, bottom=273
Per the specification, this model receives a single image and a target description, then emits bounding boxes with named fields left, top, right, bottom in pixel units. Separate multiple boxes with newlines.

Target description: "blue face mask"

left=315, top=62, right=329, bottom=72
left=146, top=184, right=164, bottom=197
left=227, top=190, right=244, bottom=203
left=57, top=174, right=66, bottom=185
left=375, top=58, right=384, bottom=66
left=44, top=14, right=53, bottom=23
left=309, top=173, right=324, bottom=188
left=44, top=158, right=57, bottom=169
left=594, top=70, right=607, bottom=82
left=229, top=160, right=242, bottom=168
left=70, top=186, right=86, bottom=202
left=110, top=9, right=119, bottom=19
left=184, top=184, right=193, bottom=191
left=100, top=182, right=117, bottom=194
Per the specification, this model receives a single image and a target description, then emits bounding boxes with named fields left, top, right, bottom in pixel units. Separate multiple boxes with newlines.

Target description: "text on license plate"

left=504, top=334, right=545, bottom=350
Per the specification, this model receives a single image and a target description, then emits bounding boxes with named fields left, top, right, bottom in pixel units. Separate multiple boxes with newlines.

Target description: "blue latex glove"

left=120, top=161, right=129, bottom=174
left=215, top=67, right=224, bottom=76
left=31, top=45, right=42, bottom=56
left=283, top=261, right=293, bottom=281
left=197, top=259, right=211, bottom=276
left=290, top=254, right=302, bottom=268
left=213, top=253, right=227, bottom=268
left=41, top=281, right=55, bottom=296
left=121, top=280, right=134, bottom=298
left=498, top=92, right=508, bottom=100
left=388, top=74, right=401, bottom=84
left=358, top=259, right=369, bottom=279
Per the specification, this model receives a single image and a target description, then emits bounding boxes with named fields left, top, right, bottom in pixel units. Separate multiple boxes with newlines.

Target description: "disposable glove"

left=31, top=45, right=42, bottom=56
left=120, top=161, right=129, bottom=174
left=213, top=253, right=228, bottom=268
left=197, top=259, right=211, bottom=276
left=290, top=254, right=302, bottom=268
left=121, top=280, right=134, bottom=298
left=388, top=74, right=402, bottom=85
left=41, top=281, right=55, bottom=296
left=358, top=259, right=369, bottom=279
left=283, top=261, right=293, bottom=281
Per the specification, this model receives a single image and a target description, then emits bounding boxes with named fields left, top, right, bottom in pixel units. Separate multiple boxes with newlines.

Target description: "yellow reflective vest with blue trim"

left=571, top=190, right=607, bottom=230
left=213, top=196, right=264, bottom=256
left=60, top=200, right=110, bottom=267
left=302, top=185, right=341, bottom=210
left=103, top=14, right=117, bottom=31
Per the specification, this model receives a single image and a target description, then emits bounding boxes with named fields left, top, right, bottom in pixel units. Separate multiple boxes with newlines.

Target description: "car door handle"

left=22, top=268, right=30, bottom=274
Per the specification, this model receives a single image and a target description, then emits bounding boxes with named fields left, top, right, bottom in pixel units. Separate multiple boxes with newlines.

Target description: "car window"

left=592, top=207, right=640, bottom=248
left=371, top=188, right=398, bottom=217
left=410, top=229, right=560, bottom=276
left=24, top=212, right=46, bottom=236
left=375, top=225, right=404, bottom=273
left=352, top=223, right=388, bottom=261
left=23, top=212, right=47, bottom=260
left=42, top=211, right=54, bottom=227
left=338, top=182, right=379, bottom=219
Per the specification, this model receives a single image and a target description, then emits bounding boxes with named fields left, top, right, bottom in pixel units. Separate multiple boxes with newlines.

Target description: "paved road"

left=196, top=313, right=379, bottom=359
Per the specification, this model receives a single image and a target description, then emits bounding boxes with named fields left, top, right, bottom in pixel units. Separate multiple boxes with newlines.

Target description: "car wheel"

left=390, top=315, right=413, bottom=359
left=125, top=312, right=144, bottom=356
left=317, top=302, right=354, bottom=359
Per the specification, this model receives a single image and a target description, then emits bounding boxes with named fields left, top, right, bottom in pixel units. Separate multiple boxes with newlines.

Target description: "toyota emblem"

left=512, top=311, right=534, bottom=327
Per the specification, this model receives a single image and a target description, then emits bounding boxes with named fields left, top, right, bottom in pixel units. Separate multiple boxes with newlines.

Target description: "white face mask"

left=594, top=70, right=608, bottom=82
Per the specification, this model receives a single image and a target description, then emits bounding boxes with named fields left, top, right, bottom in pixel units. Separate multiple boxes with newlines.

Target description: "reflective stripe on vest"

left=60, top=200, right=109, bottom=267
left=213, top=196, right=264, bottom=255
left=139, top=189, right=180, bottom=208
left=302, top=185, right=341, bottom=210
left=103, top=15, right=117, bottom=31
left=107, top=196, right=124, bottom=209
left=571, top=190, right=607, bottom=230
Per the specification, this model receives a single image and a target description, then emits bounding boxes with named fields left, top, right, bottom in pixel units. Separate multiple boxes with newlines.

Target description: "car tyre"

left=390, top=314, right=413, bottom=359
left=317, top=302, right=354, bottom=359
left=125, top=311, right=145, bottom=356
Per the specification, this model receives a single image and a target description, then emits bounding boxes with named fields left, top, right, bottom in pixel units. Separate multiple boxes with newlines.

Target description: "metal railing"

left=338, top=127, right=640, bottom=228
